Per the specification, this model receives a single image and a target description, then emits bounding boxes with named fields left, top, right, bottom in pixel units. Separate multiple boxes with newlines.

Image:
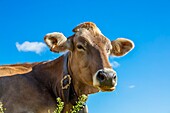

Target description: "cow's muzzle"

left=93, top=68, right=117, bottom=92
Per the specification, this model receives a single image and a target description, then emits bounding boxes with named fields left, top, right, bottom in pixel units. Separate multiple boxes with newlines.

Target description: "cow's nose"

left=96, top=70, right=117, bottom=87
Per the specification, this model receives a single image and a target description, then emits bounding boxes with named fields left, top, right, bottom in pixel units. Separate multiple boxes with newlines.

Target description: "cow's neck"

left=67, top=53, right=99, bottom=96
left=31, top=55, right=66, bottom=99
left=31, top=53, right=79, bottom=103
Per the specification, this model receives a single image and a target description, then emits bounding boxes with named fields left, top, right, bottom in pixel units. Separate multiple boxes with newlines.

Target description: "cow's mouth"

left=99, top=86, right=116, bottom=92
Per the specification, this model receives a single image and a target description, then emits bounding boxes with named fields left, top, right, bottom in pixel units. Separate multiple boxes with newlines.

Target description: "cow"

left=0, top=22, right=134, bottom=113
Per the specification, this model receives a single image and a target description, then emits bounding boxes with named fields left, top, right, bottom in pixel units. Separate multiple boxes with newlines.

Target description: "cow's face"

left=44, top=22, right=134, bottom=92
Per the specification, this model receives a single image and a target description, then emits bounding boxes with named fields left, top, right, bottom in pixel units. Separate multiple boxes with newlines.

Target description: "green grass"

left=53, top=94, right=88, bottom=113
left=52, top=97, right=64, bottom=113
left=69, top=94, right=87, bottom=113
left=0, top=102, right=5, bottom=113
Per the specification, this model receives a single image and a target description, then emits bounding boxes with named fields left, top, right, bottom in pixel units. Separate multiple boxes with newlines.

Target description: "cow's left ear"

left=110, top=38, right=134, bottom=56
left=44, top=32, right=73, bottom=53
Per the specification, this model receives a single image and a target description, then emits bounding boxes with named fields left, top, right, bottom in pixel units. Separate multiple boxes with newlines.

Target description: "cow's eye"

left=77, top=44, right=85, bottom=51
left=106, top=48, right=110, bottom=54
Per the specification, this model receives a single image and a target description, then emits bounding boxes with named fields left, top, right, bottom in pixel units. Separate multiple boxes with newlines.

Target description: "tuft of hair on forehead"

left=72, top=22, right=102, bottom=35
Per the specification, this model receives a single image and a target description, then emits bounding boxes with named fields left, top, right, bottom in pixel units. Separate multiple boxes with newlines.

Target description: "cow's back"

left=0, top=63, right=39, bottom=76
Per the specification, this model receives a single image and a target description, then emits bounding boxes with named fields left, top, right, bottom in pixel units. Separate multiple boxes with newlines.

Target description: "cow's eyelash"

left=76, top=44, right=85, bottom=50
left=106, top=48, right=111, bottom=53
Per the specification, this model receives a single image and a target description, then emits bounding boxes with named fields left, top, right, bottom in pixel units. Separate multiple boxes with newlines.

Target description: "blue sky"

left=0, top=0, right=170, bottom=113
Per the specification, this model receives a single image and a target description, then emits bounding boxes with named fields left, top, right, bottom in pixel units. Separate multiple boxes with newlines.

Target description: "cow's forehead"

left=74, top=28, right=111, bottom=48
left=73, top=22, right=111, bottom=47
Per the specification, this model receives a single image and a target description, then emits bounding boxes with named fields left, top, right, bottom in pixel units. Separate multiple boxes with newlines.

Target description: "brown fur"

left=0, top=63, right=39, bottom=76
left=73, top=22, right=101, bottom=35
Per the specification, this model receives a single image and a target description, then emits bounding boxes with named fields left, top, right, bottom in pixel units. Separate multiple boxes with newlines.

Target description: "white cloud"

left=16, top=41, right=47, bottom=54
left=110, top=61, right=120, bottom=68
left=128, top=85, right=136, bottom=89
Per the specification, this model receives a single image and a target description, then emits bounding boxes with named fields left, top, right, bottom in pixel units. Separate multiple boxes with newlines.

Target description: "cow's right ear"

left=44, top=32, right=73, bottom=53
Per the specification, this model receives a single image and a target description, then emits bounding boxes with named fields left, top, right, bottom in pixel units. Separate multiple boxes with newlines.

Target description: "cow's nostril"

left=97, top=71, right=106, bottom=82
left=113, top=75, right=117, bottom=80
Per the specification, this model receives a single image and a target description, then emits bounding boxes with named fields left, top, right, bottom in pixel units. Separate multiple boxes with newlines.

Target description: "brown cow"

left=0, top=22, right=134, bottom=113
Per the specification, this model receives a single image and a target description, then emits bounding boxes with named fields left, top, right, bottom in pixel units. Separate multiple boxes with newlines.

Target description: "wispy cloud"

left=128, top=85, right=136, bottom=89
left=16, top=41, right=47, bottom=54
left=110, top=61, right=120, bottom=68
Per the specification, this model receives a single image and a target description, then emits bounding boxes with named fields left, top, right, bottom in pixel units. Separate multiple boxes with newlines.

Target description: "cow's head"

left=44, top=22, right=134, bottom=92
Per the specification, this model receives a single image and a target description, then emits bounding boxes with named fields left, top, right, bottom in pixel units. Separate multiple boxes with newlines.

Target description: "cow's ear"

left=110, top=38, right=134, bottom=56
left=44, top=32, right=73, bottom=52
